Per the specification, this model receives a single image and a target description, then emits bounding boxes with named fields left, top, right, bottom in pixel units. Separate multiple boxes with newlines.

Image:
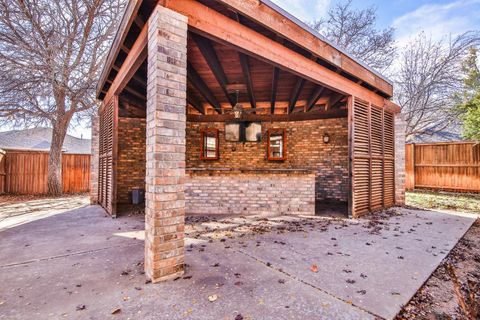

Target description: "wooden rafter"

left=187, top=62, right=222, bottom=114
left=104, top=21, right=148, bottom=103
left=191, top=33, right=236, bottom=107
left=238, top=53, right=256, bottom=110
left=306, top=85, right=325, bottom=111
left=328, top=92, right=345, bottom=110
left=288, top=78, right=305, bottom=113
left=270, top=66, right=280, bottom=114
left=187, top=92, right=205, bottom=114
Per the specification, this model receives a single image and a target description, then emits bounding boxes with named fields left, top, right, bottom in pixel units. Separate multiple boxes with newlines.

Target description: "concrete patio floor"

left=0, top=198, right=476, bottom=320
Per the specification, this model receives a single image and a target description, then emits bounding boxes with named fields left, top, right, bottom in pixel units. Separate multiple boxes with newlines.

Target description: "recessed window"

left=200, top=129, right=219, bottom=160
left=267, top=129, right=286, bottom=161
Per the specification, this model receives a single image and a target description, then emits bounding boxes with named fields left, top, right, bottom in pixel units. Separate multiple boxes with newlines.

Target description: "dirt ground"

left=397, top=218, right=480, bottom=320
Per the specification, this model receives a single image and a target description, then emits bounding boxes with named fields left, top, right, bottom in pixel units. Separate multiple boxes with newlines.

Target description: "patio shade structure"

left=92, top=0, right=406, bottom=283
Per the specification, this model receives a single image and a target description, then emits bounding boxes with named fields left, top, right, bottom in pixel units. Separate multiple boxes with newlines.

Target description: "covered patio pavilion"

left=91, top=0, right=406, bottom=283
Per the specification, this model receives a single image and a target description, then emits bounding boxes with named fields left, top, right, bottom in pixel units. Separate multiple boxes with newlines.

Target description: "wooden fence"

left=0, top=150, right=90, bottom=195
left=405, top=142, right=480, bottom=193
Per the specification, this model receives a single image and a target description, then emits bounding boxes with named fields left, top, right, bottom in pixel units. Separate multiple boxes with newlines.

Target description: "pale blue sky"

left=271, top=0, right=480, bottom=47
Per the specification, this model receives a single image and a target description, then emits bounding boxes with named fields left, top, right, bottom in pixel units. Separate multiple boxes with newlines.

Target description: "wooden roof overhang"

left=96, top=0, right=400, bottom=120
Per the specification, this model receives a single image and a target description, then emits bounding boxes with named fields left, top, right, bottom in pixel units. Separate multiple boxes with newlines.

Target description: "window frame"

left=266, top=128, right=286, bottom=161
left=200, top=128, right=219, bottom=160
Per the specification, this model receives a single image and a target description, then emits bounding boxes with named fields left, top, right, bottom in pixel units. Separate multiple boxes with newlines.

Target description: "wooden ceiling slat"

left=191, top=33, right=236, bottom=107
left=288, top=78, right=305, bottom=114
left=187, top=62, right=222, bottom=113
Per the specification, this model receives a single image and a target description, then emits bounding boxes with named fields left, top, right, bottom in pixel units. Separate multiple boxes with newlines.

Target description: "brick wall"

left=116, top=117, right=146, bottom=204
left=186, top=170, right=315, bottom=216
left=395, top=113, right=406, bottom=206
left=186, top=118, right=349, bottom=202
left=90, top=115, right=99, bottom=204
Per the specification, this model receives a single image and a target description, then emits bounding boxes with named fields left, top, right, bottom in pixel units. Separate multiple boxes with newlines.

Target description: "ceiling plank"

left=306, top=85, right=325, bottom=111
left=187, top=62, right=222, bottom=114
left=191, top=34, right=236, bottom=107
left=238, top=53, right=256, bottom=110
left=270, top=67, right=280, bottom=114
left=288, top=78, right=305, bottom=113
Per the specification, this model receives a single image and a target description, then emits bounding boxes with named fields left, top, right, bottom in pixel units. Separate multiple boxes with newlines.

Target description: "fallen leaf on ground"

left=208, top=294, right=218, bottom=302
left=310, top=264, right=319, bottom=273
left=76, top=304, right=86, bottom=311
left=111, top=308, right=121, bottom=315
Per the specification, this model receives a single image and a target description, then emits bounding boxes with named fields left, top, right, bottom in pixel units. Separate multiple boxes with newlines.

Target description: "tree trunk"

left=47, top=119, right=69, bottom=196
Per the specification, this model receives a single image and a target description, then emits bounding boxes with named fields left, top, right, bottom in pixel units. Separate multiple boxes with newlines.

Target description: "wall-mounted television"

left=225, top=122, right=262, bottom=142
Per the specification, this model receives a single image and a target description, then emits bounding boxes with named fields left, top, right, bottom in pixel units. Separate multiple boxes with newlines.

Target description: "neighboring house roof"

left=0, top=128, right=91, bottom=154
left=408, top=123, right=464, bottom=143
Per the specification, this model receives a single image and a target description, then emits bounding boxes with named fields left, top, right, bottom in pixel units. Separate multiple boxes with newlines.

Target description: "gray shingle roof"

left=0, top=128, right=91, bottom=154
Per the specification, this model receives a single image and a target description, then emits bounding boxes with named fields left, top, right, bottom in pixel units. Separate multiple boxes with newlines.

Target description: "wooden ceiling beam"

left=327, top=92, right=345, bottom=110
left=187, top=93, right=205, bottom=114
left=163, top=0, right=395, bottom=110
left=187, top=62, right=222, bottom=114
left=191, top=33, right=236, bottom=107
left=270, top=67, right=280, bottom=114
left=187, top=108, right=347, bottom=122
left=97, top=0, right=143, bottom=98
left=288, top=78, right=305, bottom=114
left=123, top=85, right=146, bottom=101
left=306, top=85, right=325, bottom=112
left=238, top=53, right=256, bottom=110
left=104, top=20, right=148, bottom=104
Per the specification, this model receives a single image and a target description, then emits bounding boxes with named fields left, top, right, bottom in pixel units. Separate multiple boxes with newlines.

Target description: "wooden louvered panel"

left=371, top=158, right=383, bottom=210
left=351, top=97, right=397, bottom=217
left=97, top=96, right=118, bottom=216
left=353, top=99, right=369, bottom=155
left=354, top=158, right=370, bottom=216
left=371, top=106, right=383, bottom=156
left=384, top=159, right=395, bottom=206
left=384, top=111, right=394, bottom=157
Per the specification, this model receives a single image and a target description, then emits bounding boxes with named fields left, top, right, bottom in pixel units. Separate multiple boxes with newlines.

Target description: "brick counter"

left=185, top=169, right=315, bottom=216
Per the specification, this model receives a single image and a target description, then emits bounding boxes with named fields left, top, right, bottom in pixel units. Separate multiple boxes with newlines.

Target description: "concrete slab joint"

left=145, top=5, right=188, bottom=283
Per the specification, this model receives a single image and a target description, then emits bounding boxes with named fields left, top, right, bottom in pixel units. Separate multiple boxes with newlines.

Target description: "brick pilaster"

left=144, top=5, right=188, bottom=283
left=395, top=113, right=406, bottom=206
left=90, top=115, right=99, bottom=204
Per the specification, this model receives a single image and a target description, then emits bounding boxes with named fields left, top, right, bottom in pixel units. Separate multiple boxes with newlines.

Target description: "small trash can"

left=131, top=188, right=145, bottom=205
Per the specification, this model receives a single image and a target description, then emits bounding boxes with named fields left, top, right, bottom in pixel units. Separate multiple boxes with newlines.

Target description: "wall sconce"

left=323, top=133, right=330, bottom=144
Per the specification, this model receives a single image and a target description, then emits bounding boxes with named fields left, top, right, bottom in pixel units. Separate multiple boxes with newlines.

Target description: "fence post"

left=0, top=149, right=5, bottom=194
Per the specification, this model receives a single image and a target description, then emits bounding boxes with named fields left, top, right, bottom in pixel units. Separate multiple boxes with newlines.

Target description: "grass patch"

left=406, top=190, right=480, bottom=213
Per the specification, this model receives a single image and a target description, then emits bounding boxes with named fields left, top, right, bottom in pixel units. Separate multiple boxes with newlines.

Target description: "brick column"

left=394, top=113, right=406, bottom=206
left=90, top=115, right=100, bottom=205
left=144, top=5, right=188, bottom=283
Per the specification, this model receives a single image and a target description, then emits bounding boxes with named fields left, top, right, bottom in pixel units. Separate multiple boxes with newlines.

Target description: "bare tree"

left=394, top=32, right=480, bottom=138
left=0, top=0, right=123, bottom=195
left=310, top=0, right=396, bottom=72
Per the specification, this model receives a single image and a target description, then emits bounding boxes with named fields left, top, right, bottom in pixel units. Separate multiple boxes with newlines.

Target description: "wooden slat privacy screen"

left=98, top=96, right=118, bottom=216
left=405, top=142, right=480, bottom=192
left=1, top=151, right=90, bottom=194
left=350, top=97, right=395, bottom=217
